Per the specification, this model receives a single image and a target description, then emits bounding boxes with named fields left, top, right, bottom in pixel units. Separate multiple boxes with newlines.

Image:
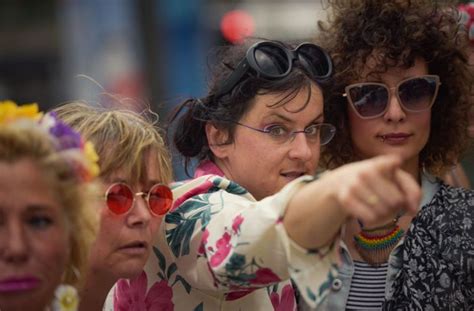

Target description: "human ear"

left=205, top=123, right=231, bottom=159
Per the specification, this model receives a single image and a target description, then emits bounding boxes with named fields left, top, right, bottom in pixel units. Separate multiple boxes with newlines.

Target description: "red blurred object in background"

left=459, top=2, right=474, bottom=42
left=220, top=10, right=255, bottom=44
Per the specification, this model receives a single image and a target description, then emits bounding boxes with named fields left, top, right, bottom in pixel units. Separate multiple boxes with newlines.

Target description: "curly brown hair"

left=317, top=0, right=473, bottom=176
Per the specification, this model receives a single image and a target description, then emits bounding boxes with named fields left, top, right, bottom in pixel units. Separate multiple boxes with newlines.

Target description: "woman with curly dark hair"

left=299, top=0, right=474, bottom=310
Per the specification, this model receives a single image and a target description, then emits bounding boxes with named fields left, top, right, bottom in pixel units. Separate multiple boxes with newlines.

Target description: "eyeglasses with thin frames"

left=232, top=121, right=336, bottom=146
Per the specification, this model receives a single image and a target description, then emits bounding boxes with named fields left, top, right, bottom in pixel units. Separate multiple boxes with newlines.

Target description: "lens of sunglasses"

left=106, top=183, right=134, bottom=215
left=297, top=44, right=331, bottom=78
left=348, top=84, right=389, bottom=118
left=148, top=184, right=173, bottom=216
left=398, top=76, right=437, bottom=111
left=253, top=44, right=290, bottom=77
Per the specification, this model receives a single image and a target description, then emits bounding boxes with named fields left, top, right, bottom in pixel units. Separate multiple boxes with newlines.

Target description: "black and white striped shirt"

left=346, top=261, right=388, bottom=310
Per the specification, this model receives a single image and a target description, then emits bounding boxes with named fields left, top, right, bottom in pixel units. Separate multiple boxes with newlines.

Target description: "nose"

left=125, top=195, right=152, bottom=228
left=288, top=132, right=314, bottom=161
left=2, top=222, right=29, bottom=264
left=383, top=91, right=406, bottom=122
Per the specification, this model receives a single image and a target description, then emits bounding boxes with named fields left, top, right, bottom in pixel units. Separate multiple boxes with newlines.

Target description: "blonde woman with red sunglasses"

left=300, top=1, right=474, bottom=310
left=54, top=101, right=173, bottom=311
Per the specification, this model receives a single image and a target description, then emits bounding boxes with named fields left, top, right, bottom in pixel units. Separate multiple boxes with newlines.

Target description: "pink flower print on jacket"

left=270, top=284, right=296, bottom=311
left=210, top=231, right=232, bottom=267
left=208, top=214, right=244, bottom=267
left=225, top=288, right=255, bottom=301
left=224, top=267, right=282, bottom=301
left=232, top=214, right=244, bottom=234
left=250, top=268, right=281, bottom=285
left=198, top=229, right=210, bottom=255
left=113, top=271, right=173, bottom=311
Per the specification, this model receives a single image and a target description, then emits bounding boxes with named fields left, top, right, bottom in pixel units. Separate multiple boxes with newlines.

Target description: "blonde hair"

left=0, top=122, right=98, bottom=288
left=53, top=101, right=173, bottom=186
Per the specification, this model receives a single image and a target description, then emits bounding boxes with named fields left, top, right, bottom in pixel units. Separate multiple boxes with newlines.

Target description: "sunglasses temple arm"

left=214, top=59, right=250, bottom=98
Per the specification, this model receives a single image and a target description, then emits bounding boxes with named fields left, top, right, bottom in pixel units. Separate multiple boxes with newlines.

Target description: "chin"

left=0, top=294, right=50, bottom=311
left=117, top=261, right=146, bottom=280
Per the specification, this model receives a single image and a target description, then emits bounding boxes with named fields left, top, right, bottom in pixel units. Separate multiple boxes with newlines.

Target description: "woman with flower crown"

left=0, top=101, right=99, bottom=311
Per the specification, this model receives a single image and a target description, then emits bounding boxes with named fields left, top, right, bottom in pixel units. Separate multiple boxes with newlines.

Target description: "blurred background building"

left=0, top=0, right=472, bottom=181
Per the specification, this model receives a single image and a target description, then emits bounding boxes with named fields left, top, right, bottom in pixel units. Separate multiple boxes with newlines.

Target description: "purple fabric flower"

left=46, top=113, right=83, bottom=150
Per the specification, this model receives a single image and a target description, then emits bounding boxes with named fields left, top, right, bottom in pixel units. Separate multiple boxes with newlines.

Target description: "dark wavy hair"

left=317, top=0, right=473, bottom=176
left=169, top=39, right=330, bottom=175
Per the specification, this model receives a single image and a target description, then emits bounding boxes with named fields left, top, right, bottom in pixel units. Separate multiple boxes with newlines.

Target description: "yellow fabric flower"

left=0, top=100, right=100, bottom=183
left=0, top=101, right=42, bottom=123
left=83, top=141, right=100, bottom=178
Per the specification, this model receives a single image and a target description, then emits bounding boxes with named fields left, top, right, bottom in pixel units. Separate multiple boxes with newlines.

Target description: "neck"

left=212, top=158, right=233, bottom=180
left=78, top=269, right=116, bottom=311
left=194, top=159, right=225, bottom=177
left=400, top=156, right=421, bottom=184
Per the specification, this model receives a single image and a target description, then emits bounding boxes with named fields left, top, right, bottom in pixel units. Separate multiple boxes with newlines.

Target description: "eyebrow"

left=0, top=205, right=55, bottom=213
left=107, top=177, right=127, bottom=184
left=107, top=177, right=164, bottom=189
left=263, top=112, right=324, bottom=124
left=26, top=204, right=55, bottom=212
left=147, top=180, right=163, bottom=188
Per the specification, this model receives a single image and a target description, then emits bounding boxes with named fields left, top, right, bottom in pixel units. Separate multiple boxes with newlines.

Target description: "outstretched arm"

left=284, top=155, right=421, bottom=250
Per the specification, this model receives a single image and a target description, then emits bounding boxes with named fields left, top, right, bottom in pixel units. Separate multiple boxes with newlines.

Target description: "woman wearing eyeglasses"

left=300, top=1, right=474, bottom=310
left=105, top=40, right=421, bottom=310
left=53, top=101, right=173, bottom=311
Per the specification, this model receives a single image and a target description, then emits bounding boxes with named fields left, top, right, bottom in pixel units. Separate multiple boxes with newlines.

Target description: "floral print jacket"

left=109, top=162, right=338, bottom=310
left=383, top=182, right=474, bottom=310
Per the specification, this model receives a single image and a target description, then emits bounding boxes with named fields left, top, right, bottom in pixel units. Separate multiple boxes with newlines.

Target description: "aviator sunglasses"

left=104, top=183, right=173, bottom=216
left=215, top=40, right=333, bottom=98
left=343, top=75, right=441, bottom=119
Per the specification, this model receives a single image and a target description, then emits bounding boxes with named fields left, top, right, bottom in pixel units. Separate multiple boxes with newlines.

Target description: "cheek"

left=37, top=231, right=70, bottom=272
left=94, top=212, right=124, bottom=250
left=149, top=217, right=162, bottom=236
left=348, top=114, right=370, bottom=140
left=419, top=112, right=431, bottom=129
left=312, top=150, right=321, bottom=170
left=232, top=138, right=269, bottom=170
left=412, top=111, right=431, bottom=136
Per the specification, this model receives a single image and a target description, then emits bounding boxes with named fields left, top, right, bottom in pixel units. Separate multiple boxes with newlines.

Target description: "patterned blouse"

left=383, top=182, right=474, bottom=310
left=107, top=161, right=339, bottom=310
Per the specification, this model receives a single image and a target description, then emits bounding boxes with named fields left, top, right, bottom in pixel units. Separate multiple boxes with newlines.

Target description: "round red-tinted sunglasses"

left=104, top=183, right=173, bottom=216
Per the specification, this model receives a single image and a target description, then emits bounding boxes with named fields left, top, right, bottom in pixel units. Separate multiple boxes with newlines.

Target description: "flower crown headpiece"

left=459, top=2, right=474, bottom=42
left=0, top=100, right=99, bottom=182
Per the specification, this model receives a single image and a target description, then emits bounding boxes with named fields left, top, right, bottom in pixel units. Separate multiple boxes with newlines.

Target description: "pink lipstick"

left=379, top=133, right=412, bottom=144
left=0, top=277, right=40, bottom=292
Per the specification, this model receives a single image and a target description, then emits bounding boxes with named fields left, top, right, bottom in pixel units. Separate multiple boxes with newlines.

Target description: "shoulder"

left=173, top=174, right=249, bottom=196
left=417, top=182, right=474, bottom=225
left=408, top=183, right=474, bottom=252
left=169, top=175, right=254, bottom=213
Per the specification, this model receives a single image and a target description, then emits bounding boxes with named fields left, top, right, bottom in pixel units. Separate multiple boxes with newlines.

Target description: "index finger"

left=393, top=169, right=422, bottom=214
left=364, top=154, right=403, bottom=179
